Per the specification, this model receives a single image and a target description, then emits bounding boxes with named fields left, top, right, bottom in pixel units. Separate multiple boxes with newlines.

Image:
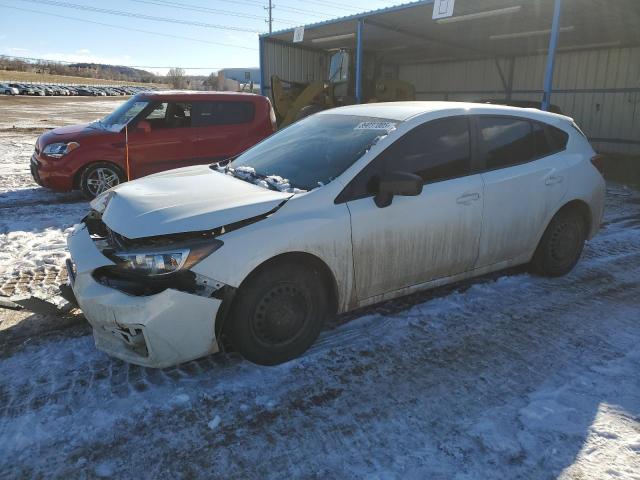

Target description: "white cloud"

left=4, top=47, right=30, bottom=55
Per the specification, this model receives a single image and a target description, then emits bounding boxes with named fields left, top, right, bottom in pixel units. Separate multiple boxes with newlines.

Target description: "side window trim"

left=335, top=115, right=474, bottom=204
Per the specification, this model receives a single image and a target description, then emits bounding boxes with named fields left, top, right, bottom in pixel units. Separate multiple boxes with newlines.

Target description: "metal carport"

left=259, top=0, right=640, bottom=154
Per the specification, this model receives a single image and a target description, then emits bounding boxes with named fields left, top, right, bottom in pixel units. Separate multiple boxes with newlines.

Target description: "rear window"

left=479, top=117, right=536, bottom=169
left=192, top=101, right=255, bottom=126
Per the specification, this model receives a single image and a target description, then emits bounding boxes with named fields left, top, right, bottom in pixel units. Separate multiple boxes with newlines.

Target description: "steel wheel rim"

left=549, top=221, right=581, bottom=265
left=86, top=167, right=120, bottom=196
left=251, top=283, right=312, bottom=348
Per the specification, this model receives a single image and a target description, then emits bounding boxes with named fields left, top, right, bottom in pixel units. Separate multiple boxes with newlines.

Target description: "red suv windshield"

left=98, top=96, right=150, bottom=132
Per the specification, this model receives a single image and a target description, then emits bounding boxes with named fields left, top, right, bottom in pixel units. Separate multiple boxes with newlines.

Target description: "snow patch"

left=207, top=415, right=221, bottom=430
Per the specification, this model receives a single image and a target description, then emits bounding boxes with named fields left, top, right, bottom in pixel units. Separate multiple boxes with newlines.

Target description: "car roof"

left=138, top=90, right=262, bottom=101
left=321, top=101, right=572, bottom=124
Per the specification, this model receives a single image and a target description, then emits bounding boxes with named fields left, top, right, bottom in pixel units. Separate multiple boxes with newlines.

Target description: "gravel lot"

left=0, top=97, right=639, bottom=479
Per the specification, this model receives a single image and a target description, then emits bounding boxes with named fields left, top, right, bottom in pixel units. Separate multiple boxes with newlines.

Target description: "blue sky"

left=0, top=0, right=399, bottom=75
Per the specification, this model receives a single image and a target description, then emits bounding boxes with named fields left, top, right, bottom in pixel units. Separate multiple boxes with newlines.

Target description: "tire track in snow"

left=1, top=206, right=638, bottom=422
left=0, top=187, right=639, bottom=478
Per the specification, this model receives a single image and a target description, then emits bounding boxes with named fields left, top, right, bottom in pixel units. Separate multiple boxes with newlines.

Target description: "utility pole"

left=265, top=0, right=273, bottom=34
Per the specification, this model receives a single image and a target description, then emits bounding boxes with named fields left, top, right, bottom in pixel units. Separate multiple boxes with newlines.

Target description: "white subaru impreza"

left=67, top=102, right=605, bottom=368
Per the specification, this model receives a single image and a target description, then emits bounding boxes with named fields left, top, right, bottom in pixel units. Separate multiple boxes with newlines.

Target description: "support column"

left=542, top=0, right=563, bottom=111
left=355, top=19, right=364, bottom=104
left=259, top=37, right=266, bottom=96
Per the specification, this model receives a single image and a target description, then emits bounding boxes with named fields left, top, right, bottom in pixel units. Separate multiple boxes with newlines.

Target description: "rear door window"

left=192, top=101, right=255, bottom=127
left=479, top=116, right=536, bottom=169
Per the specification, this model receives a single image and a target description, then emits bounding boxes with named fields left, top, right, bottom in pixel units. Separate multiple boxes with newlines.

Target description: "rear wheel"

left=530, top=209, right=587, bottom=277
left=79, top=162, right=125, bottom=199
left=227, top=261, right=328, bottom=365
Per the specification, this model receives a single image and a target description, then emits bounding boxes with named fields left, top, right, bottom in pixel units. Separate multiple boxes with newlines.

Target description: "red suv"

left=31, top=91, right=277, bottom=198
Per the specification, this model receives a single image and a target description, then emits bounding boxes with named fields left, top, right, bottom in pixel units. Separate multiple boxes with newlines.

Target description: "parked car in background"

left=32, top=91, right=277, bottom=198
left=11, top=83, right=34, bottom=95
left=0, top=83, right=19, bottom=95
left=67, top=102, right=605, bottom=368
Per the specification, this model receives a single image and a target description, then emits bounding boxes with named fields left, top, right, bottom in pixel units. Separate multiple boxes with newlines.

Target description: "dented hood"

left=102, top=165, right=292, bottom=239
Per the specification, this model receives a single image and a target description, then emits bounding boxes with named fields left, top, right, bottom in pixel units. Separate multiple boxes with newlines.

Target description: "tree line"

left=0, top=56, right=159, bottom=83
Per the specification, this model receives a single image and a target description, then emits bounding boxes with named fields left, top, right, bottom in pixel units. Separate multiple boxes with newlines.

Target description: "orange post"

left=125, top=124, right=131, bottom=181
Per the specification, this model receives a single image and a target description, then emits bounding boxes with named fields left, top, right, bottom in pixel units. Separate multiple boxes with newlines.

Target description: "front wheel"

left=529, top=209, right=587, bottom=277
left=227, top=261, right=328, bottom=365
left=79, top=162, right=125, bottom=199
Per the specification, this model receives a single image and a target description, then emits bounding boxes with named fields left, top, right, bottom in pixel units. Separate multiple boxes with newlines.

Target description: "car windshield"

left=227, top=114, right=398, bottom=192
left=98, top=97, right=150, bottom=132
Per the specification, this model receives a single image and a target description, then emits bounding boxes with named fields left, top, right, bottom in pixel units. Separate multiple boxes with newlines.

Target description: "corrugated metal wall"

left=261, top=39, right=330, bottom=94
left=399, top=46, right=640, bottom=154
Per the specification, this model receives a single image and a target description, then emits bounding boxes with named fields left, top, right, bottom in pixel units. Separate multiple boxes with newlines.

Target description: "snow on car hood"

left=102, top=165, right=293, bottom=239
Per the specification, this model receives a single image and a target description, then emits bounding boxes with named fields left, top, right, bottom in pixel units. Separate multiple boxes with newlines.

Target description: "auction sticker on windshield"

left=354, top=121, right=397, bottom=132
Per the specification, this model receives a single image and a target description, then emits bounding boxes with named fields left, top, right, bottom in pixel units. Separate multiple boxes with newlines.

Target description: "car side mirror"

left=136, top=120, right=151, bottom=134
left=374, top=171, right=423, bottom=208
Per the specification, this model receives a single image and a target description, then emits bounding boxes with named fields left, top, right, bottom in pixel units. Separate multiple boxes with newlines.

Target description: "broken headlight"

left=111, top=239, right=223, bottom=276
left=90, top=190, right=115, bottom=214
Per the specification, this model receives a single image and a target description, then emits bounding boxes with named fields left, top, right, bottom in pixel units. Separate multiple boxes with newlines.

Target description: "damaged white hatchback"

left=67, top=102, right=605, bottom=368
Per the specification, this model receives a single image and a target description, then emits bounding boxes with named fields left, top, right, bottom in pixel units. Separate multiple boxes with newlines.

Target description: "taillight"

left=591, top=154, right=606, bottom=176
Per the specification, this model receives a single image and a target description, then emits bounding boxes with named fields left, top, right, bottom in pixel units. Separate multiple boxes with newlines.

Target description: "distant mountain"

left=0, top=55, right=162, bottom=84
left=68, top=63, right=158, bottom=83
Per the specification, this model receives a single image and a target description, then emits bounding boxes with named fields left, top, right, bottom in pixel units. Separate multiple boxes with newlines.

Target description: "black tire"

left=79, top=162, right=125, bottom=199
left=227, top=261, right=328, bottom=365
left=530, top=208, right=587, bottom=277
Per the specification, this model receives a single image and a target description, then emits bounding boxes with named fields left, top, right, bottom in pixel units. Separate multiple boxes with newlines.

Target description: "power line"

left=0, top=4, right=258, bottom=50
left=206, top=0, right=337, bottom=19
left=18, top=0, right=264, bottom=34
left=130, top=0, right=300, bottom=26
left=267, top=3, right=335, bottom=18
left=1, top=55, right=230, bottom=70
left=281, top=0, right=359, bottom=13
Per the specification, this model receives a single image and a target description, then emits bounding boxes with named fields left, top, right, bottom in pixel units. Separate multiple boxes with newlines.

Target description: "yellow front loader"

left=270, top=49, right=415, bottom=128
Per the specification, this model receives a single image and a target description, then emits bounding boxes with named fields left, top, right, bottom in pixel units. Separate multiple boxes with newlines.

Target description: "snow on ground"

left=1, top=195, right=639, bottom=478
left=0, top=97, right=639, bottom=479
left=0, top=97, right=119, bottom=293
left=0, top=131, right=88, bottom=287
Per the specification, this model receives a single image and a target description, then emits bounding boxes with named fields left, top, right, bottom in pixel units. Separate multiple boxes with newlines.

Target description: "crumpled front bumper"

left=67, top=224, right=222, bottom=368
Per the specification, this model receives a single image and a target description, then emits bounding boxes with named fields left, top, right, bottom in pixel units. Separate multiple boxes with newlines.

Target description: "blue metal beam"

left=355, top=19, right=364, bottom=104
left=542, top=0, right=563, bottom=111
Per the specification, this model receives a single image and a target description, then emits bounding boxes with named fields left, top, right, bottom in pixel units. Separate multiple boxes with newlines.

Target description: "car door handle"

left=545, top=175, right=564, bottom=186
left=456, top=193, right=480, bottom=205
